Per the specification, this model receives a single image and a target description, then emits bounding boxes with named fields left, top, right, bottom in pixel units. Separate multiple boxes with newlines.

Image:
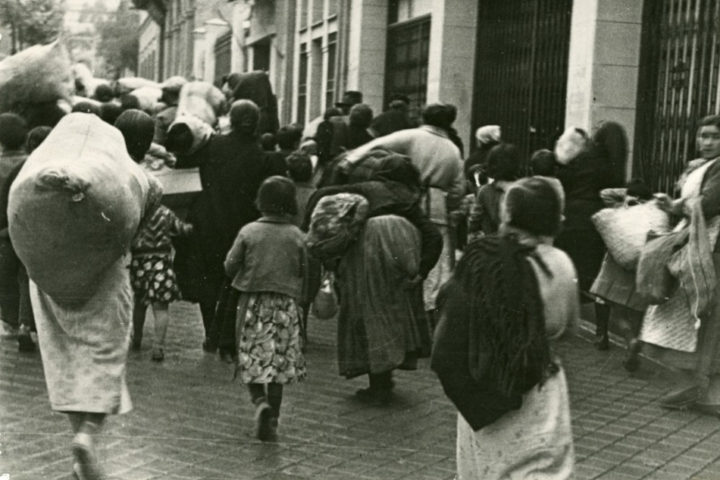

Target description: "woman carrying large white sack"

left=639, top=114, right=720, bottom=416
left=8, top=113, right=154, bottom=479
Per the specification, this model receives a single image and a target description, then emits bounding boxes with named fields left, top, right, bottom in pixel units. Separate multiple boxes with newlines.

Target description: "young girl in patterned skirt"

left=115, top=109, right=193, bottom=362
left=224, top=176, right=307, bottom=442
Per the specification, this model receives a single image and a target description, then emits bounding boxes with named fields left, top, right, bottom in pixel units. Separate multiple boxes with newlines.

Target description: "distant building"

left=63, top=0, right=116, bottom=76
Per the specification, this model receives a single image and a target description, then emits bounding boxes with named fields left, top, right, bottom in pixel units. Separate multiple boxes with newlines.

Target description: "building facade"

left=135, top=0, right=720, bottom=191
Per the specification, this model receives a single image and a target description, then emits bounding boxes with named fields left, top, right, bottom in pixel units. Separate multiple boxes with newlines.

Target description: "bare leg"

left=151, top=302, right=169, bottom=361
left=72, top=412, right=106, bottom=480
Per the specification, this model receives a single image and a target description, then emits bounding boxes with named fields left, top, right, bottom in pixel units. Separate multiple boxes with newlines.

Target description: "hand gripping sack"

left=0, top=41, right=73, bottom=112
left=8, top=113, right=151, bottom=305
left=591, top=200, right=671, bottom=270
left=312, top=271, right=338, bottom=320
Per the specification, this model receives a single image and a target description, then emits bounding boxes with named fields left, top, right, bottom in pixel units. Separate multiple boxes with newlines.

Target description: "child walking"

left=224, top=176, right=307, bottom=442
left=115, top=109, right=193, bottom=362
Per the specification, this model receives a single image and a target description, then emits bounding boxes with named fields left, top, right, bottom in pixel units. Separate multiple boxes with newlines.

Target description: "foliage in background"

left=96, top=0, right=139, bottom=78
left=0, top=0, right=64, bottom=52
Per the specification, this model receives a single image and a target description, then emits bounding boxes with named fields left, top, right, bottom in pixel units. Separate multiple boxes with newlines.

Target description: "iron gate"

left=472, top=0, right=572, bottom=159
left=635, top=0, right=720, bottom=193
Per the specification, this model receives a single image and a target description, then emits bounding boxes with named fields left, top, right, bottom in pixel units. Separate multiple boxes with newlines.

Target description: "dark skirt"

left=336, top=215, right=431, bottom=378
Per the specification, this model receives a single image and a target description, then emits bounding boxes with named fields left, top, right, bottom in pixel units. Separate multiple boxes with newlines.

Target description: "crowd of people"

left=3, top=63, right=720, bottom=479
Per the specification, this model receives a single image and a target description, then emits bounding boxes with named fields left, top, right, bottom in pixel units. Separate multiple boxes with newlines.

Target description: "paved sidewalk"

left=1, top=302, right=720, bottom=479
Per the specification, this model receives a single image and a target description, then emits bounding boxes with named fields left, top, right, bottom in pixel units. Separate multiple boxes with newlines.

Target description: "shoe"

left=130, top=335, right=142, bottom=352
left=594, top=335, right=610, bottom=351
left=259, top=417, right=278, bottom=442
left=659, top=385, right=700, bottom=410
left=691, top=402, right=720, bottom=418
left=254, top=400, right=272, bottom=440
left=202, top=338, right=217, bottom=353
left=17, top=333, right=36, bottom=352
left=622, top=338, right=642, bottom=373
left=151, top=348, right=164, bottom=362
left=72, top=433, right=104, bottom=480
left=355, top=387, right=392, bottom=405
left=219, top=347, right=237, bottom=364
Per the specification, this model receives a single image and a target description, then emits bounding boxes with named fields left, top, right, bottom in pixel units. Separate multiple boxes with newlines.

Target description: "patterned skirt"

left=236, top=292, right=306, bottom=384
left=130, top=253, right=182, bottom=306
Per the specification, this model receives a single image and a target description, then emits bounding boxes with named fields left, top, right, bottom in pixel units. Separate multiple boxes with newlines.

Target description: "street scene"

left=3, top=0, right=720, bottom=479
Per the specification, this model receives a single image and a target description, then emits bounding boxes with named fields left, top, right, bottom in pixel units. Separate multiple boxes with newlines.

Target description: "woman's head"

left=26, top=126, right=52, bottom=153
left=256, top=175, right=298, bottom=216
left=0, top=113, right=28, bottom=150
left=229, top=99, right=260, bottom=136
left=486, top=143, right=523, bottom=181
left=114, top=109, right=155, bottom=162
left=276, top=125, right=302, bottom=150
left=100, top=102, right=123, bottom=125
left=260, top=132, right=276, bottom=151
left=554, top=127, right=590, bottom=165
left=501, top=177, right=563, bottom=238
left=697, top=115, right=720, bottom=160
left=422, top=103, right=452, bottom=129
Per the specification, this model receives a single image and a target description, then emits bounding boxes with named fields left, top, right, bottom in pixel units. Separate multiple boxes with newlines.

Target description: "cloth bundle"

left=128, top=86, right=162, bottom=113
left=0, top=41, right=73, bottom=112
left=230, top=71, right=279, bottom=134
left=115, top=77, right=161, bottom=95
left=166, top=82, right=225, bottom=155
left=8, top=113, right=151, bottom=305
left=592, top=199, right=670, bottom=270
left=306, top=193, right=369, bottom=261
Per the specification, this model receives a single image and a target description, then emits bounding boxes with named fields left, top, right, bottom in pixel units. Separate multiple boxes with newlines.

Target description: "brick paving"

left=2, top=302, right=720, bottom=479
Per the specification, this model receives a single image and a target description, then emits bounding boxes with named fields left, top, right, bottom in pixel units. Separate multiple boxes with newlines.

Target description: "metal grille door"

left=472, top=0, right=572, bottom=159
left=635, top=0, right=720, bottom=193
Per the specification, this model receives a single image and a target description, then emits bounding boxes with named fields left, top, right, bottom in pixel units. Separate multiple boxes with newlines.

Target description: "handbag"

left=636, top=229, right=688, bottom=304
left=592, top=199, right=670, bottom=270
left=312, top=271, right=338, bottom=320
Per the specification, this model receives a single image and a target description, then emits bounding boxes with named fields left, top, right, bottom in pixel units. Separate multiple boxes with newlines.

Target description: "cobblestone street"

left=3, top=302, right=720, bottom=479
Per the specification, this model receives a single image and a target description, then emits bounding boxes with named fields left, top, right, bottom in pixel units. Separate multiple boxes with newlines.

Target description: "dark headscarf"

left=114, top=109, right=155, bottom=162
left=592, top=121, right=628, bottom=187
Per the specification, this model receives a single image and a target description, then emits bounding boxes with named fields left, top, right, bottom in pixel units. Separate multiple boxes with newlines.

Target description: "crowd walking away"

left=7, top=52, right=720, bottom=479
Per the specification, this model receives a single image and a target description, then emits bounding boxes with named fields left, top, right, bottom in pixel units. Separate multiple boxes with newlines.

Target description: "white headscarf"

left=475, top=125, right=501, bottom=145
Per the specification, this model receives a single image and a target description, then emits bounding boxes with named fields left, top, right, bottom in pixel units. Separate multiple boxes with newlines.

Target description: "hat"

left=335, top=91, right=363, bottom=107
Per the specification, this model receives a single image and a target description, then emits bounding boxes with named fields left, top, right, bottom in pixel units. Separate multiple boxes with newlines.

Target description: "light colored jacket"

left=345, top=125, right=464, bottom=220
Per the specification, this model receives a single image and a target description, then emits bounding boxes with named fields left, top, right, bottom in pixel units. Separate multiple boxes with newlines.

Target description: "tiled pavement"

left=2, top=302, right=720, bottom=479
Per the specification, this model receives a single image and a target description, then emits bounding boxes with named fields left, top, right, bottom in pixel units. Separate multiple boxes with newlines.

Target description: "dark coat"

left=555, top=148, right=617, bottom=292
left=174, top=131, right=275, bottom=300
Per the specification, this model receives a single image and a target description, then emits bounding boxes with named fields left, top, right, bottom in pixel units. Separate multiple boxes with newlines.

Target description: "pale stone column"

left=192, top=28, right=206, bottom=81
left=565, top=0, right=644, bottom=174
left=426, top=0, right=477, bottom=147
left=346, top=0, right=388, bottom=114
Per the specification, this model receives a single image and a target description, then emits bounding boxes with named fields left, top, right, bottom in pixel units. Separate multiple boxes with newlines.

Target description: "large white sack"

left=177, top=81, right=226, bottom=126
left=0, top=41, right=73, bottom=112
left=116, top=77, right=161, bottom=94
left=129, top=86, right=162, bottom=112
left=8, top=113, right=151, bottom=305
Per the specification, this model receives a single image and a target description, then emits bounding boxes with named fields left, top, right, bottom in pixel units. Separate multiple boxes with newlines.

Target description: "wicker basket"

left=591, top=200, right=670, bottom=270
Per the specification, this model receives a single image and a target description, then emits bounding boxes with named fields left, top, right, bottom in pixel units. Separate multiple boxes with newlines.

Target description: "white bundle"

left=0, top=41, right=73, bottom=112
left=116, top=77, right=161, bottom=94
left=129, top=86, right=163, bottom=112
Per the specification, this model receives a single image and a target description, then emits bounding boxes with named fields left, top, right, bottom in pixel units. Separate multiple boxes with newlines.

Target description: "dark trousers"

left=0, top=239, right=33, bottom=330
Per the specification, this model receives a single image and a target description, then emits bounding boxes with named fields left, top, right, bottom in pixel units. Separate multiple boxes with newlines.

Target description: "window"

left=297, top=43, right=308, bottom=123
left=328, top=0, right=338, bottom=17
left=310, top=38, right=323, bottom=118
left=325, top=32, right=337, bottom=109
left=384, top=17, right=431, bottom=109
left=253, top=38, right=271, bottom=72
left=312, top=0, right=324, bottom=25
left=300, top=0, right=308, bottom=30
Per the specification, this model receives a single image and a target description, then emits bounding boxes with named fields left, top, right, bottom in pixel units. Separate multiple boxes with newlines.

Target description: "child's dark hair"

left=0, top=113, right=28, bottom=150
left=256, top=176, right=298, bottom=216
left=286, top=152, right=313, bottom=183
left=530, top=149, right=558, bottom=177
left=487, top=143, right=524, bottom=181
left=626, top=178, right=653, bottom=200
